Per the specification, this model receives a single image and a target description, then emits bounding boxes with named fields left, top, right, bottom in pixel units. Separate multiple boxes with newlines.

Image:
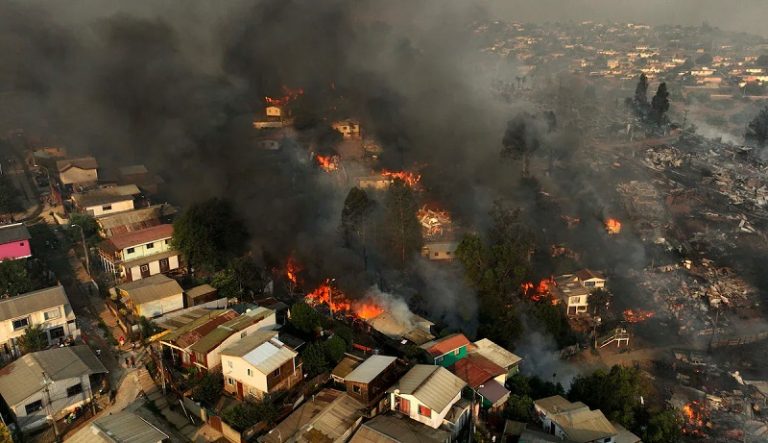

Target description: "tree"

left=230, top=255, right=264, bottom=296
left=211, top=268, right=241, bottom=298
left=323, top=335, right=347, bottom=364
left=289, top=302, right=323, bottom=335
left=642, top=409, right=682, bottom=443
left=568, top=365, right=646, bottom=429
left=382, top=180, right=422, bottom=267
left=172, top=198, right=249, bottom=273
left=747, top=106, right=768, bottom=147
left=634, top=73, right=649, bottom=109
left=528, top=302, right=575, bottom=348
left=0, top=175, right=22, bottom=214
left=69, top=213, right=100, bottom=241
left=501, top=113, right=541, bottom=178
left=650, top=82, right=670, bottom=126
left=341, top=187, right=375, bottom=249
left=505, top=394, right=533, bottom=421
left=0, top=422, right=12, bottom=443
left=222, top=397, right=277, bottom=432
left=301, top=343, right=328, bottom=376
left=757, top=55, right=768, bottom=68
left=191, top=371, right=223, bottom=408
left=0, top=260, right=32, bottom=297
left=18, top=325, right=48, bottom=353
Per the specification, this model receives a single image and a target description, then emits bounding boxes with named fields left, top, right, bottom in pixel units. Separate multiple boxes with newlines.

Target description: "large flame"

left=305, top=280, right=385, bottom=320
left=265, top=85, right=304, bottom=107
left=521, top=278, right=555, bottom=302
left=381, top=169, right=421, bottom=187
left=286, top=257, right=301, bottom=285
left=417, top=205, right=451, bottom=238
left=353, top=300, right=385, bottom=320
left=623, top=309, right=655, bottom=323
left=316, top=154, right=339, bottom=172
left=681, top=401, right=707, bottom=437
left=604, top=218, right=622, bottom=234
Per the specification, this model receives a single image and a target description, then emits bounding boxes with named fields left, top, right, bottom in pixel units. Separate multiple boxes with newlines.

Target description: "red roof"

left=422, top=333, right=471, bottom=356
left=451, top=354, right=506, bottom=388
left=108, top=224, right=174, bottom=250
left=176, top=310, right=238, bottom=348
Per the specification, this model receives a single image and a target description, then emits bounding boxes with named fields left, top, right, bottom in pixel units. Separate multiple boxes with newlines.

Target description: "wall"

left=125, top=252, right=180, bottom=282
left=0, top=241, right=31, bottom=261
left=434, top=345, right=467, bottom=367
left=86, top=199, right=134, bottom=217
left=13, top=374, right=93, bottom=430
left=391, top=391, right=460, bottom=429
left=203, top=314, right=277, bottom=370
left=222, top=355, right=268, bottom=397
left=121, top=238, right=173, bottom=262
left=137, top=293, right=184, bottom=318
left=0, top=304, right=77, bottom=355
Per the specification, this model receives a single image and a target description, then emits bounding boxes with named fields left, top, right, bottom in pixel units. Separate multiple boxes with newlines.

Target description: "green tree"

left=529, top=302, right=575, bottom=348
left=301, top=343, right=328, bottom=376
left=191, top=371, right=223, bottom=408
left=341, top=187, right=375, bottom=248
left=0, top=422, right=12, bottom=443
left=505, top=394, right=533, bottom=421
left=70, top=213, right=100, bottom=241
left=642, top=409, right=682, bottom=443
left=289, top=302, right=323, bottom=335
left=0, top=260, right=32, bottom=297
left=0, top=175, right=22, bottom=214
left=211, top=268, right=241, bottom=298
left=651, top=82, right=670, bottom=126
left=171, top=198, right=249, bottom=273
left=747, top=106, right=768, bottom=147
left=323, top=335, right=347, bottom=364
left=568, top=365, right=645, bottom=429
left=222, top=397, right=277, bottom=432
left=501, top=113, right=541, bottom=178
left=231, top=255, right=264, bottom=295
left=382, top=180, right=422, bottom=267
left=18, top=325, right=48, bottom=354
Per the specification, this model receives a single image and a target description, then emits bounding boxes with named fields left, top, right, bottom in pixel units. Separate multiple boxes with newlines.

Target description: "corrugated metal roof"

left=72, top=185, right=139, bottom=208
left=0, top=346, right=107, bottom=406
left=91, top=410, right=169, bottom=443
left=241, top=339, right=297, bottom=374
left=220, top=330, right=278, bottom=357
left=534, top=396, right=616, bottom=443
left=390, top=365, right=465, bottom=412
left=349, top=413, right=450, bottom=443
left=299, top=393, right=365, bottom=442
left=118, top=274, right=183, bottom=305
left=344, top=355, right=397, bottom=384
left=472, top=338, right=522, bottom=369
left=331, top=355, right=363, bottom=379
left=56, top=156, right=98, bottom=172
left=0, top=223, right=31, bottom=244
left=185, top=284, right=216, bottom=299
left=419, top=333, right=470, bottom=357
left=189, top=308, right=275, bottom=354
left=452, top=354, right=505, bottom=388
left=106, top=224, right=173, bottom=250
left=0, top=285, right=70, bottom=321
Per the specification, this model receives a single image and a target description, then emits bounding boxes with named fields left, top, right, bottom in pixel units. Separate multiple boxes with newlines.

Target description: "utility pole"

left=41, top=371, right=61, bottom=442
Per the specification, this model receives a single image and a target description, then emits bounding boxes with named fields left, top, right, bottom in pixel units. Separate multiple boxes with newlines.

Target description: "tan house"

left=534, top=396, right=628, bottom=443
left=332, top=119, right=361, bottom=139
left=221, top=330, right=302, bottom=400
left=116, top=274, right=184, bottom=318
left=97, top=224, right=180, bottom=282
left=96, top=204, right=177, bottom=238
left=71, top=185, right=140, bottom=217
left=344, top=355, right=399, bottom=406
left=56, top=156, right=98, bottom=188
left=420, top=241, right=458, bottom=261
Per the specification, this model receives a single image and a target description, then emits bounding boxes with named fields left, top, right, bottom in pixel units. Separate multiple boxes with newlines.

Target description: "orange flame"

left=605, top=218, right=621, bottom=234
left=623, top=309, right=655, bottom=323
left=286, top=257, right=301, bottom=285
left=353, top=301, right=385, bottom=320
left=681, top=401, right=707, bottom=436
left=316, top=154, right=339, bottom=172
left=265, top=85, right=304, bottom=107
left=381, top=169, right=421, bottom=187
left=305, top=280, right=385, bottom=320
left=521, top=278, right=554, bottom=302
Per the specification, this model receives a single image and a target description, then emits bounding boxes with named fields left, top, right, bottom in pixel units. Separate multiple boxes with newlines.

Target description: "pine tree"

left=634, top=73, right=649, bottom=107
left=746, top=106, right=768, bottom=147
left=651, top=82, right=670, bottom=126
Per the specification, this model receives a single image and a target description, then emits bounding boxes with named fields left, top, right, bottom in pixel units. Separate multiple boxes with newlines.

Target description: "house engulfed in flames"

left=605, top=218, right=622, bottom=235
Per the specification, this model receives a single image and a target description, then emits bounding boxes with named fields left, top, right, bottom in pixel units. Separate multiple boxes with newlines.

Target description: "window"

left=352, top=385, right=361, bottom=394
left=102, top=204, right=112, bottom=211
left=434, top=252, right=439, bottom=257
left=19, top=242, right=24, bottom=247
left=571, top=297, right=581, bottom=304
left=44, top=309, right=60, bottom=321
left=67, top=384, right=83, bottom=397
left=227, top=378, right=234, bottom=385
left=25, top=400, right=43, bottom=414
left=49, top=327, right=65, bottom=340
left=247, top=368, right=253, bottom=377
left=418, top=405, right=432, bottom=417
left=12, top=317, right=29, bottom=330
left=126, top=247, right=135, bottom=254
left=454, top=349, right=461, bottom=356
left=584, top=281, right=595, bottom=287
left=435, top=356, right=443, bottom=364
left=271, top=367, right=280, bottom=377
left=146, top=242, right=155, bottom=249
left=165, top=239, right=170, bottom=245
left=140, top=264, right=149, bottom=272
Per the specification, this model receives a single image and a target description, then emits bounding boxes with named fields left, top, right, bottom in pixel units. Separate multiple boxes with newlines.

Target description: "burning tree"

left=315, top=154, right=339, bottom=172
left=520, top=278, right=554, bottom=302
left=381, top=169, right=421, bottom=187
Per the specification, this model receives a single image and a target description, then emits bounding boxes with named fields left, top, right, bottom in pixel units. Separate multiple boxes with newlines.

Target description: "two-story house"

left=96, top=204, right=177, bottom=238
left=552, top=275, right=592, bottom=316
left=158, top=309, right=239, bottom=366
left=574, top=269, right=607, bottom=289
left=116, top=274, right=184, bottom=318
left=188, top=307, right=277, bottom=371
left=344, top=355, right=399, bottom=407
left=97, top=224, right=180, bottom=282
left=0, top=346, right=107, bottom=430
left=221, top=330, right=302, bottom=400
left=388, top=365, right=469, bottom=438
left=0, top=223, right=32, bottom=261
left=533, top=396, right=619, bottom=443
left=0, top=286, right=79, bottom=360
left=71, top=185, right=140, bottom=217
left=420, top=334, right=471, bottom=367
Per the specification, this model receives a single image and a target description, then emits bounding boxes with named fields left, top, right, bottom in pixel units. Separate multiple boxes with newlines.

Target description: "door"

left=236, top=381, right=244, bottom=400
left=209, top=415, right=222, bottom=432
left=140, top=264, right=151, bottom=278
left=396, top=396, right=410, bottom=415
left=159, top=258, right=170, bottom=273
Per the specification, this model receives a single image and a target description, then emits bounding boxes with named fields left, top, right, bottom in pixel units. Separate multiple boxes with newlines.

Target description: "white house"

left=388, top=365, right=469, bottom=437
left=188, top=307, right=277, bottom=371
left=55, top=156, right=98, bottom=188
left=71, top=185, right=140, bottom=217
left=116, top=274, right=184, bottom=318
left=0, top=346, right=107, bottom=430
left=0, top=286, right=79, bottom=360
left=533, top=396, right=618, bottom=443
left=221, top=330, right=302, bottom=400
left=420, top=241, right=458, bottom=261
left=574, top=269, right=607, bottom=289
left=97, top=224, right=180, bottom=282
left=553, top=275, right=591, bottom=316
left=331, top=119, right=361, bottom=139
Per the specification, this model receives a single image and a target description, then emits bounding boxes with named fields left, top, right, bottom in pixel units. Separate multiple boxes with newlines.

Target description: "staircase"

left=137, top=366, right=199, bottom=441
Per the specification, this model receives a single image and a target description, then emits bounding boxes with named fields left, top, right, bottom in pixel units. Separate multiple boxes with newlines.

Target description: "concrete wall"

left=13, top=374, right=94, bottom=430
left=121, top=238, right=172, bottom=262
